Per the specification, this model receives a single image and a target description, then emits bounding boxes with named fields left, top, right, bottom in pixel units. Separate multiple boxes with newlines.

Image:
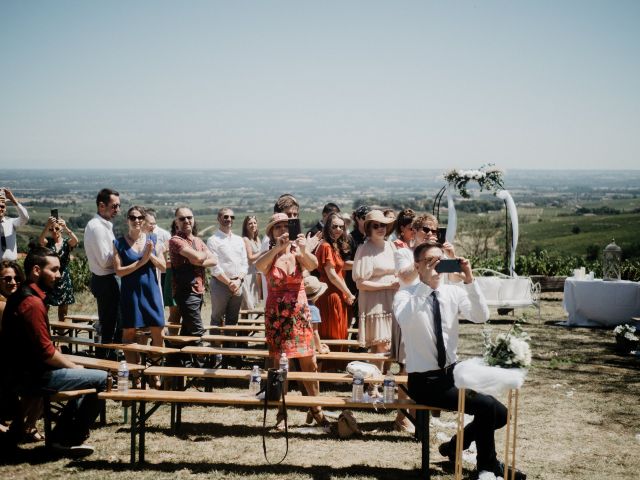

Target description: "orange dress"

left=315, top=242, right=349, bottom=340
left=264, top=260, right=314, bottom=358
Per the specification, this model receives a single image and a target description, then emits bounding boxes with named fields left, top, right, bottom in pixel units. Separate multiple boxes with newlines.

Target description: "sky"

left=1, top=0, right=639, bottom=170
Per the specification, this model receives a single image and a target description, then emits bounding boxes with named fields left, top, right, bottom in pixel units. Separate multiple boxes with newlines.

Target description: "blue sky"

left=1, top=0, right=638, bottom=170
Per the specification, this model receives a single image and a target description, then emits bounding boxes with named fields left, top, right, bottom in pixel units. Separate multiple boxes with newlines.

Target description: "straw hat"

left=265, top=212, right=289, bottom=237
left=304, top=276, right=328, bottom=302
left=363, top=209, right=395, bottom=237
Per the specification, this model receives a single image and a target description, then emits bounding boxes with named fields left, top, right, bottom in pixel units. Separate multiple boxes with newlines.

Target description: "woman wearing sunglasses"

left=37, top=215, right=78, bottom=322
left=113, top=206, right=166, bottom=388
left=315, top=212, right=355, bottom=346
left=241, top=215, right=261, bottom=310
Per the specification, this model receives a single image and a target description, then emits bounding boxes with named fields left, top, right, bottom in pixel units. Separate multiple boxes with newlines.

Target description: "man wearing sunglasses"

left=0, top=187, right=30, bottom=262
left=169, top=207, right=218, bottom=346
left=84, top=188, right=122, bottom=356
left=206, top=208, right=247, bottom=356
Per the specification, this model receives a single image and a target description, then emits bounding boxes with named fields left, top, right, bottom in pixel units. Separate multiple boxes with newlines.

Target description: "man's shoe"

left=51, top=442, right=95, bottom=458
left=438, top=441, right=455, bottom=463
left=493, top=461, right=527, bottom=480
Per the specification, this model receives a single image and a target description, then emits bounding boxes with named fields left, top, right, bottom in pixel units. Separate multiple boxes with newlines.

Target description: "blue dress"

left=114, top=234, right=165, bottom=329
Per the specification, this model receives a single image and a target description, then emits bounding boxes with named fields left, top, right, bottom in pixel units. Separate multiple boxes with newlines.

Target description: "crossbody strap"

left=262, top=376, right=288, bottom=464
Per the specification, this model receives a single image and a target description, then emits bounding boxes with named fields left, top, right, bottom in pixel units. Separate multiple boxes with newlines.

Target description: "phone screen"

left=287, top=218, right=301, bottom=239
left=437, top=227, right=447, bottom=244
left=51, top=208, right=59, bottom=219
left=435, top=259, right=462, bottom=273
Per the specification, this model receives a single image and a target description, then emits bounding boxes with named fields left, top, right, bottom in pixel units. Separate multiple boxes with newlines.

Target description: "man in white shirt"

left=394, top=242, right=526, bottom=480
left=0, top=188, right=29, bottom=261
left=207, top=208, right=248, bottom=351
left=84, top=188, right=121, bottom=355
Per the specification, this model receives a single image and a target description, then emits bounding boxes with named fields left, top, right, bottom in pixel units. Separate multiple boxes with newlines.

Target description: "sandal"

left=274, top=409, right=287, bottom=431
left=22, top=428, right=45, bottom=443
left=307, top=407, right=330, bottom=430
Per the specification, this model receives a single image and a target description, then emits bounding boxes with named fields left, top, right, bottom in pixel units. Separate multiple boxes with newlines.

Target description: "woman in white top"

left=241, top=215, right=262, bottom=310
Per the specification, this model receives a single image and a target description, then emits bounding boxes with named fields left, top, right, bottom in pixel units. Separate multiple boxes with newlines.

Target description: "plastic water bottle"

left=383, top=373, right=396, bottom=403
left=352, top=373, right=364, bottom=402
left=249, top=365, right=261, bottom=395
left=117, top=360, right=129, bottom=392
left=279, top=352, right=289, bottom=373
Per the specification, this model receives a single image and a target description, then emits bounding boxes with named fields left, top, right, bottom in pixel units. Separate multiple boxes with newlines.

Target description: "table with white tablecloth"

left=563, top=278, right=640, bottom=327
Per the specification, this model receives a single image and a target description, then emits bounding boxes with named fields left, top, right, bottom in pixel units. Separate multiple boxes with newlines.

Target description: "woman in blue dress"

left=113, top=206, right=166, bottom=387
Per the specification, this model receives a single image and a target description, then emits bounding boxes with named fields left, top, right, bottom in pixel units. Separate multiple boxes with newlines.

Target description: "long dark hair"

left=242, top=216, right=259, bottom=241
left=322, top=212, right=351, bottom=257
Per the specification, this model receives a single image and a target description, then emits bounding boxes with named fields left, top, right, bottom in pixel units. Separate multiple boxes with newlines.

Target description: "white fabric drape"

left=496, top=190, right=518, bottom=277
left=445, top=185, right=457, bottom=244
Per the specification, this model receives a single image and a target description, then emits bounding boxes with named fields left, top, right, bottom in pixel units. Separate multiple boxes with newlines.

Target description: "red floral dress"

left=265, top=260, right=314, bottom=359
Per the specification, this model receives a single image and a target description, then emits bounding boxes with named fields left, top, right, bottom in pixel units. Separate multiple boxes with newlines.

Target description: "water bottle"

left=352, top=373, right=364, bottom=402
left=383, top=373, right=396, bottom=403
left=249, top=365, right=261, bottom=395
left=279, top=352, right=289, bottom=374
left=117, top=360, right=129, bottom=392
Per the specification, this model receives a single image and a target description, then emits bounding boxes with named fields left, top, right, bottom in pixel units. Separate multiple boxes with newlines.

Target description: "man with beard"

left=0, top=247, right=107, bottom=456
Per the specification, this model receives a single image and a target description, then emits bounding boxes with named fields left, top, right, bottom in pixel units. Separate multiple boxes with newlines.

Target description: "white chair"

left=473, top=268, right=541, bottom=318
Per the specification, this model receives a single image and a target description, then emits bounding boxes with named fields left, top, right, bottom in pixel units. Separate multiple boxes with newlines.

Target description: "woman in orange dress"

left=315, top=213, right=356, bottom=342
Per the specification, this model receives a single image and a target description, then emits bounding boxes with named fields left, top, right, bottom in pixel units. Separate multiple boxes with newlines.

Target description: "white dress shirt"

left=84, top=214, right=116, bottom=275
left=393, top=280, right=489, bottom=373
left=0, top=202, right=29, bottom=261
left=206, top=229, right=249, bottom=279
left=153, top=226, right=171, bottom=247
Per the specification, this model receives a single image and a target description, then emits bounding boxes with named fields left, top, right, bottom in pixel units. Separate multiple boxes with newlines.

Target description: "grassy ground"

left=2, top=294, right=639, bottom=479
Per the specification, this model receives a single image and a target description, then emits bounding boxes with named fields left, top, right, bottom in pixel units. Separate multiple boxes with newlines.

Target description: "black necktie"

left=0, top=222, right=6, bottom=251
left=431, top=291, right=447, bottom=369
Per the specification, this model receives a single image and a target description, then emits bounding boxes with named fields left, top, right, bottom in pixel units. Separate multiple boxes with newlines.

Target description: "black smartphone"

left=287, top=218, right=301, bottom=239
left=51, top=208, right=59, bottom=219
left=435, top=258, right=462, bottom=273
left=437, top=227, right=447, bottom=244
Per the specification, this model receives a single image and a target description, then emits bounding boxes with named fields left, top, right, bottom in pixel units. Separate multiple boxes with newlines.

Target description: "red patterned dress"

left=265, top=260, right=314, bottom=359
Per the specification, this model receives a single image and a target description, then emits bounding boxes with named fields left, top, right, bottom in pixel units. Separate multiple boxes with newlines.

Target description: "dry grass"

left=2, top=293, right=639, bottom=479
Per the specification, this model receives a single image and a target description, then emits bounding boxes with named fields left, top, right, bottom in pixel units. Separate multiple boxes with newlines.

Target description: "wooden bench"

left=49, top=320, right=96, bottom=339
left=63, top=354, right=147, bottom=375
left=43, top=388, right=99, bottom=448
left=200, top=334, right=361, bottom=349
left=64, top=314, right=99, bottom=323
left=180, top=346, right=391, bottom=363
left=98, top=388, right=441, bottom=478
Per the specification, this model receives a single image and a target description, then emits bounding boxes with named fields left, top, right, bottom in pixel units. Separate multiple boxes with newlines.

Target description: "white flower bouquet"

left=483, top=323, right=532, bottom=369
left=613, top=324, right=639, bottom=353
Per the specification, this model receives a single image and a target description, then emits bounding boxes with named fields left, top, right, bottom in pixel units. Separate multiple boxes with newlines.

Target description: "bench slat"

left=180, top=346, right=390, bottom=362
left=64, top=354, right=146, bottom=373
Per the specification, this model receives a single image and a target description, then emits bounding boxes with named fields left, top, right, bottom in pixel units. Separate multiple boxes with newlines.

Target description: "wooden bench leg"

left=139, top=401, right=146, bottom=463
left=415, top=410, right=430, bottom=480
left=43, top=396, right=53, bottom=448
left=99, top=399, right=106, bottom=426
left=130, top=401, right=137, bottom=464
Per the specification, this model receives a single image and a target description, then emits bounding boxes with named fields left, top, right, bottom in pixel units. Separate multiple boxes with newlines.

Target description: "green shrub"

left=68, top=255, right=91, bottom=293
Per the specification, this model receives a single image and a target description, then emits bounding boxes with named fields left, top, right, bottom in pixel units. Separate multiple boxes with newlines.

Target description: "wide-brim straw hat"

left=304, top=275, right=328, bottom=302
left=265, top=212, right=289, bottom=237
left=363, top=209, right=395, bottom=237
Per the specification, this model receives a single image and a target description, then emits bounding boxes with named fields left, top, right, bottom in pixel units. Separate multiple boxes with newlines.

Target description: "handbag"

left=260, top=368, right=288, bottom=464
left=337, top=410, right=362, bottom=439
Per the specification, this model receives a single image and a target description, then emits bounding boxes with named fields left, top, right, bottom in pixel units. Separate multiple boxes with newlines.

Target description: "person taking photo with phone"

left=0, top=187, right=29, bottom=261
left=37, top=214, right=78, bottom=322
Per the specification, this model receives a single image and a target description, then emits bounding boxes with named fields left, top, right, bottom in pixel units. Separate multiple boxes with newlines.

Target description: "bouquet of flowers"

left=483, top=322, right=532, bottom=369
left=613, top=324, right=639, bottom=353
left=443, top=163, right=504, bottom=198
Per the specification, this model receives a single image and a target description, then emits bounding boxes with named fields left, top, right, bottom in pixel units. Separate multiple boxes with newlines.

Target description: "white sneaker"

left=51, top=442, right=95, bottom=457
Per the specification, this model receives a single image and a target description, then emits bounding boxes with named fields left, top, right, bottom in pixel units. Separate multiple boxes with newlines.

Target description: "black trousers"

left=408, top=367, right=507, bottom=472
left=90, top=273, right=121, bottom=358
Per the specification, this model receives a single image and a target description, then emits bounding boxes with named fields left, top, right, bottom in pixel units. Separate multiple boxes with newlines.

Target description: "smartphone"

left=435, top=258, right=462, bottom=273
left=51, top=208, right=59, bottom=219
left=287, top=218, right=301, bottom=239
left=437, top=227, right=447, bottom=244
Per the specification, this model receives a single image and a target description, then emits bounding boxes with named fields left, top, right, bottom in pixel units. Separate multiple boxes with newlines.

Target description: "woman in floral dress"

left=38, top=215, right=78, bottom=321
left=255, top=212, right=328, bottom=428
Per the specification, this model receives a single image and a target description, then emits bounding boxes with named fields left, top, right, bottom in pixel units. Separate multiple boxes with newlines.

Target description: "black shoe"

left=438, top=441, right=455, bottom=463
left=51, top=442, right=95, bottom=458
left=492, top=461, right=527, bottom=480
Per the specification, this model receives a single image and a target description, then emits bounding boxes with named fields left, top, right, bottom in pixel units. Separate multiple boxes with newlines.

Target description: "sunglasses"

left=1, top=275, right=18, bottom=282
left=110, top=204, right=121, bottom=210
left=178, top=216, right=193, bottom=222
left=419, top=227, right=439, bottom=235
left=0, top=205, right=6, bottom=210
left=370, top=223, right=387, bottom=230
left=128, top=215, right=145, bottom=221
left=49, top=227, right=61, bottom=232
left=331, top=224, right=345, bottom=230
left=222, top=215, right=235, bottom=220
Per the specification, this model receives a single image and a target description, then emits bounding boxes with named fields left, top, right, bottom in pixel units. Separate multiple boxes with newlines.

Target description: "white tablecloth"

left=563, top=278, right=640, bottom=327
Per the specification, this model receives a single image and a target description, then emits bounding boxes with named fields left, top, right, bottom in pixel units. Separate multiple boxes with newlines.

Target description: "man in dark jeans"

left=0, top=247, right=107, bottom=457
left=84, top=188, right=122, bottom=358
left=168, top=207, right=217, bottom=366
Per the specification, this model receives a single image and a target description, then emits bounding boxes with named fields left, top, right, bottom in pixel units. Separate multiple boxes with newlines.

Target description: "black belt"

left=422, top=362, right=457, bottom=377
